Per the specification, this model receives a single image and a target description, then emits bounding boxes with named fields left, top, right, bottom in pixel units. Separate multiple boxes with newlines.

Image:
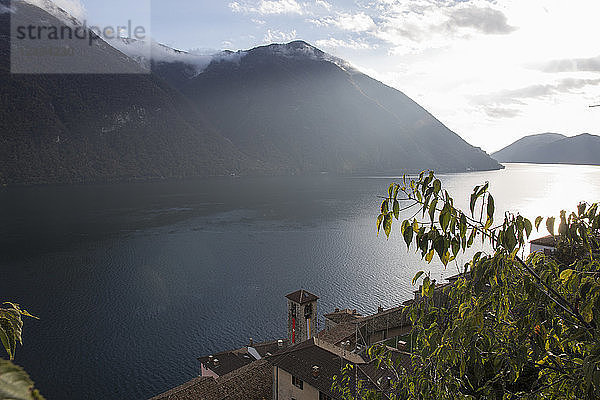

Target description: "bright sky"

left=54, top=0, right=600, bottom=152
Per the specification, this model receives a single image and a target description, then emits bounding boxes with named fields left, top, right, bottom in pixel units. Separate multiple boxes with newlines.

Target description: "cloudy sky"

left=57, top=0, right=600, bottom=152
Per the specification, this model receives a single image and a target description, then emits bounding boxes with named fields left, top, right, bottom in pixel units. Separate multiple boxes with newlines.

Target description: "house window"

left=292, top=375, right=303, bottom=389
left=319, top=392, right=332, bottom=400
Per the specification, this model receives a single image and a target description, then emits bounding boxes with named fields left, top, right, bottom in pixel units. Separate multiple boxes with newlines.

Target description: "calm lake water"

left=1, top=163, right=599, bottom=400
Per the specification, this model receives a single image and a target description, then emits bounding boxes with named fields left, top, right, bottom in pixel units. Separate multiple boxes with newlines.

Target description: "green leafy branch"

left=376, top=171, right=595, bottom=331
left=0, top=303, right=44, bottom=400
left=355, top=171, right=600, bottom=399
left=0, top=303, right=38, bottom=361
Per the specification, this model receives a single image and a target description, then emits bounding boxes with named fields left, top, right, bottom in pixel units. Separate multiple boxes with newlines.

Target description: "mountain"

left=0, top=0, right=260, bottom=185
left=150, top=41, right=502, bottom=175
left=492, top=133, right=600, bottom=165
left=491, top=133, right=566, bottom=163
left=0, top=1, right=501, bottom=186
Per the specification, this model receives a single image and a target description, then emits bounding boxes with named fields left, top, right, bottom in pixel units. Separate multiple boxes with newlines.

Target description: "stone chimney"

left=312, top=365, right=320, bottom=378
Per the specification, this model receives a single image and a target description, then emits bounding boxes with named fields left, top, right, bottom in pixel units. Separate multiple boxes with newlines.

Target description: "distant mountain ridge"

left=150, top=40, right=502, bottom=175
left=491, top=133, right=566, bottom=162
left=492, top=133, right=600, bottom=165
left=0, top=1, right=502, bottom=185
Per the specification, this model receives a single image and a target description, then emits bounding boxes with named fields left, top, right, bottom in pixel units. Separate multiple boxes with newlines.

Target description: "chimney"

left=277, top=339, right=284, bottom=348
left=213, top=358, right=219, bottom=366
left=312, top=365, right=320, bottom=378
left=378, top=305, right=384, bottom=313
left=249, top=338, right=254, bottom=347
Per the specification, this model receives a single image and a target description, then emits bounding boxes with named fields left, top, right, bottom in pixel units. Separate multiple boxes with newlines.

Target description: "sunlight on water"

left=441, top=164, right=600, bottom=238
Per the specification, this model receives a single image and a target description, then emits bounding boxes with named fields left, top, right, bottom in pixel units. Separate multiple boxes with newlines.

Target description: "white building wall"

left=275, top=367, right=320, bottom=400
left=531, top=244, right=554, bottom=254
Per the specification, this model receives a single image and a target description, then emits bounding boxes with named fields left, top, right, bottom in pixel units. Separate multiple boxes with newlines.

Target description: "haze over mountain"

left=492, top=133, right=600, bottom=165
left=150, top=41, right=501, bottom=175
left=0, top=1, right=501, bottom=185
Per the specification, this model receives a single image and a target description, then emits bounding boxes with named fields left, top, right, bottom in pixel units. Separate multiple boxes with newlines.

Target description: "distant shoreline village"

left=149, top=237, right=557, bottom=399
left=149, top=279, right=458, bottom=399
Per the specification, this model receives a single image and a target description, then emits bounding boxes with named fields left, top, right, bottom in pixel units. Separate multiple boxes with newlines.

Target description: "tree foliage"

left=0, top=303, right=43, bottom=400
left=338, top=171, right=600, bottom=399
left=0, top=359, right=44, bottom=400
left=0, top=303, right=37, bottom=361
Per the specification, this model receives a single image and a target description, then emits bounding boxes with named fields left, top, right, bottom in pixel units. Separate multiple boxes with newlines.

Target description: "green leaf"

left=582, top=301, right=594, bottom=323
left=546, top=217, right=555, bottom=236
left=558, top=210, right=567, bottom=235
left=523, top=218, right=533, bottom=238
left=433, top=179, right=441, bottom=194
left=0, top=327, right=11, bottom=361
left=467, top=228, right=476, bottom=247
left=535, top=216, right=543, bottom=231
left=487, top=194, right=495, bottom=222
left=422, top=277, right=434, bottom=298
left=440, top=209, right=451, bottom=232
left=376, top=214, right=384, bottom=234
left=0, top=359, right=45, bottom=400
left=505, top=225, right=517, bottom=251
left=477, top=182, right=489, bottom=197
left=459, top=214, right=467, bottom=238
left=0, top=306, right=24, bottom=361
left=403, top=224, right=414, bottom=249
left=393, top=200, right=400, bottom=220
left=380, top=200, right=388, bottom=214
left=425, top=249, right=435, bottom=263
left=429, top=199, right=437, bottom=222
left=412, top=220, right=419, bottom=233
left=412, top=271, right=425, bottom=285
left=383, top=214, right=392, bottom=238
left=451, top=238, right=460, bottom=257
left=559, top=269, right=574, bottom=283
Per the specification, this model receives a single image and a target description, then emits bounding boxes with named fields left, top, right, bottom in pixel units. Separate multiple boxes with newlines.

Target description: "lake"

left=1, top=163, right=599, bottom=399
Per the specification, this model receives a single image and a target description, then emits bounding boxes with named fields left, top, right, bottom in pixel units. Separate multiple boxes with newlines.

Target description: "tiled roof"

left=317, top=322, right=357, bottom=346
left=530, top=235, right=556, bottom=247
left=198, top=339, right=289, bottom=377
left=324, top=309, right=362, bottom=325
left=252, top=339, right=290, bottom=357
left=149, top=359, right=272, bottom=400
left=285, top=289, right=318, bottom=304
left=358, top=305, right=411, bottom=333
left=149, top=377, right=222, bottom=400
left=445, top=272, right=471, bottom=283
left=269, top=338, right=363, bottom=398
left=218, top=359, right=273, bottom=400
left=199, top=351, right=252, bottom=377
left=269, top=338, right=408, bottom=399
